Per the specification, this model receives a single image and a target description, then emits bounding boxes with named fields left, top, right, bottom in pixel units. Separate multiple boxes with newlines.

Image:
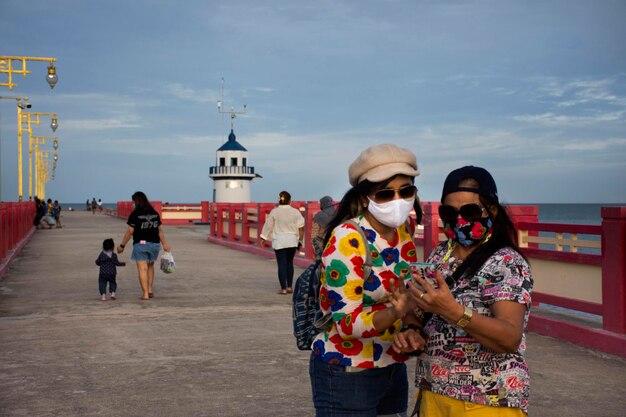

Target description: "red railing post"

left=227, top=205, right=236, bottom=241
left=303, top=201, right=319, bottom=260
left=601, top=206, right=626, bottom=334
left=507, top=205, right=539, bottom=249
left=0, top=203, right=6, bottom=260
left=422, top=202, right=441, bottom=260
left=210, top=203, right=217, bottom=237
left=152, top=201, right=163, bottom=218
left=242, top=203, right=256, bottom=244
left=10, top=203, right=17, bottom=249
left=217, top=204, right=226, bottom=239
left=201, top=201, right=209, bottom=223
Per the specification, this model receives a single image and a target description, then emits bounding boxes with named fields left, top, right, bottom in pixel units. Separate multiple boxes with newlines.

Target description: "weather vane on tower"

left=217, top=78, right=246, bottom=141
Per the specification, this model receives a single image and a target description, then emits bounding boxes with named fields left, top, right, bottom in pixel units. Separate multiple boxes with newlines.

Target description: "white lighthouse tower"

left=209, top=102, right=261, bottom=202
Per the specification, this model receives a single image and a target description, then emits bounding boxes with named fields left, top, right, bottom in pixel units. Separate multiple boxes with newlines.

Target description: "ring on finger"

left=420, top=292, right=425, bottom=299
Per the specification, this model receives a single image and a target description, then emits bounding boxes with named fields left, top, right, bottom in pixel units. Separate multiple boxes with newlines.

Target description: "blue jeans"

left=99, top=274, right=117, bottom=295
left=309, top=355, right=408, bottom=417
left=274, top=247, right=296, bottom=289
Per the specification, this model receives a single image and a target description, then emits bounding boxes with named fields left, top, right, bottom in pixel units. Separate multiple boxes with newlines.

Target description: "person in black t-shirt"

left=117, top=191, right=171, bottom=300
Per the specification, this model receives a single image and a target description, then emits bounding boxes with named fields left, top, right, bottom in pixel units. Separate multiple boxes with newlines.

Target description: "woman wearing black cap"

left=394, top=166, right=533, bottom=416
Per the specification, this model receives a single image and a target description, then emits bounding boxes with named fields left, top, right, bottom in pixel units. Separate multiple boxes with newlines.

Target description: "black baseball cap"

left=441, top=166, right=499, bottom=204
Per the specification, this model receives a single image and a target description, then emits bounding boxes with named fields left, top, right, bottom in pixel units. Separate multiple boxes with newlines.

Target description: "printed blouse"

left=312, top=215, right=418, bottom=368
left=415, top=242, right=533, bottom=413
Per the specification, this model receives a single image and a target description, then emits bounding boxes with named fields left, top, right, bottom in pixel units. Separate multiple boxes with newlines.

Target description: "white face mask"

left=367, top=197, right=414, bottom=228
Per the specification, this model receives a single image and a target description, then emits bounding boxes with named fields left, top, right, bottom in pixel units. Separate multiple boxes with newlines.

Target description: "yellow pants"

left=418, top=390, right=526, bottom=417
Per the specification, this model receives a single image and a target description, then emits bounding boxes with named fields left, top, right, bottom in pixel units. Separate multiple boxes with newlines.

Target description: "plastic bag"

left=160, top=251, right=175, bottom=273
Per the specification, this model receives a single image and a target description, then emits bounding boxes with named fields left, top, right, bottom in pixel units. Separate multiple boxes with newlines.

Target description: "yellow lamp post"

left=0, top=95, right=31, bottom=201
left=32, top=135, right=57, bottom=199
left=37, top=150, right=51, bottom=199
left=0, top=56, right=58, bottom=90
left=21, top=111, right=58, bottom=200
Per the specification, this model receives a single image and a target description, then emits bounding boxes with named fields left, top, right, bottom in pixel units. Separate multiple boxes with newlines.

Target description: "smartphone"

left=409, top=262, right=438, bottom=288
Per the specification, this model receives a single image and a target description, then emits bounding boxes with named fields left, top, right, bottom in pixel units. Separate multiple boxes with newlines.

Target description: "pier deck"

left=1, top=211, right=625, bottom=417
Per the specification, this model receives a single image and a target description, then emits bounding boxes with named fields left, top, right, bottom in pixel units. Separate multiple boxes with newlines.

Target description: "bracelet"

left=400, top=323, right=422, bottom=332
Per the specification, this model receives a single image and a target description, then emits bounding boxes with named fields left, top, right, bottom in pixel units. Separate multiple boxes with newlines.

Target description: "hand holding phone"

left=409, top=262, right=439, bottom=289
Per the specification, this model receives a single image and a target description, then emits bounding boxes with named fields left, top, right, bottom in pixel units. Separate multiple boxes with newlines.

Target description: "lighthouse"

left=209, top=104, right=261, bottom=202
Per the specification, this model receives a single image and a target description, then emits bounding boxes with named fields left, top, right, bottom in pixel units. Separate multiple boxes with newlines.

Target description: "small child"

left=95, top=238, right=126, bottom=301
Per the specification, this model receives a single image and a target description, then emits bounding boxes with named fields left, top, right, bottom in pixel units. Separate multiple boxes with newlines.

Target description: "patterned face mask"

left=443, top=217, right=493, bottom=247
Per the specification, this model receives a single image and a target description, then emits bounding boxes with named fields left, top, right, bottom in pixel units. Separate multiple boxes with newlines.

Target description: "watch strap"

left=455, top=306, right=473, bottom=328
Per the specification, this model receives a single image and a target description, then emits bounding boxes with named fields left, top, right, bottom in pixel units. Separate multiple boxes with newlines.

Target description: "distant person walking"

left=53, top=200, right=62, bottom=228
left=91, top=198, right=97, bottom=215
left=97, top=198, right=103, bottom=213
left=95, top=238, right=126, bottom=301
left=117, top=191, right=171, bottom=300
left=260, top=191, right=305, bottom=295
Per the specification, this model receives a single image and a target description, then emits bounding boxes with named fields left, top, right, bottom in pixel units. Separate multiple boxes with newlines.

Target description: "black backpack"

left=292, top=220, right=372, bottom=350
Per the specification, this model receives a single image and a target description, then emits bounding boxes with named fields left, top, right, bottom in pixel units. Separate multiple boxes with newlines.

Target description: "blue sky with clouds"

left=1, top=0, right=625, bottom=205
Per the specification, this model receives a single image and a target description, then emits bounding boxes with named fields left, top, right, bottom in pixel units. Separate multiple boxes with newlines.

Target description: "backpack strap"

left=344, top=219, right=373, bottom=280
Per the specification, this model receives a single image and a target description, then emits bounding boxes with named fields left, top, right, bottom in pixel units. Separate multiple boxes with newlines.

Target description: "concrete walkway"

left=1, top=211, right=625, bottom=417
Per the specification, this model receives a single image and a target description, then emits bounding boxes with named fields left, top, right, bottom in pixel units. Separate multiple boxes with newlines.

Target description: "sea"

left=520, top=203, right=624, bottom=225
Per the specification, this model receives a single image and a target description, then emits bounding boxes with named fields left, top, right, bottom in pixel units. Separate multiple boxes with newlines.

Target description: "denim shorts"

left=309, top=355, right=408, bottom=417
left=131, top=242, right=161, bottom=263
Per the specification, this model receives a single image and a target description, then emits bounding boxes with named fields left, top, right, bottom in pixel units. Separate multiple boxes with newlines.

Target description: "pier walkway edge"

left=1, top=211, right=625, bottom=417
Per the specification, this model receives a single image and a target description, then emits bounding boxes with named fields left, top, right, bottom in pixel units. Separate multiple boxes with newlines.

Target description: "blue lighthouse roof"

left=218, top=130, right=247, bottom=152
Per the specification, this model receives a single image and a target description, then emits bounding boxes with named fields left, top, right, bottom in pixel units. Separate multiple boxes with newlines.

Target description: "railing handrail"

left=518, top=221, right=602, bottom=235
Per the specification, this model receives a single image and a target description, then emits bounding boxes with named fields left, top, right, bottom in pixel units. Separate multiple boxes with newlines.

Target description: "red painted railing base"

left=0, top=227, right=36, bottom=279
left=528, top=314, right=626, bottom=358
left=206, top=236, right=312, bottom=269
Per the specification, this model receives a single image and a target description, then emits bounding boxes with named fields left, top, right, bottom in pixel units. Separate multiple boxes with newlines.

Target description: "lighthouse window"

left=226, top=180, right=243, bottom=189
left=231, top=157, right=238, bottom=166
left=219, top=157, right=226, bottom=167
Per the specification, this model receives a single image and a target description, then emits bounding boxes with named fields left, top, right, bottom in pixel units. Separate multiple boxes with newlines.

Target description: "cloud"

left=164, top=83, right=217, bottom=103
left=561, top=137, right=626, bottom=151
left=62, top=116, right=143, bottom=130
left=513, top=111, right=625, bottom=126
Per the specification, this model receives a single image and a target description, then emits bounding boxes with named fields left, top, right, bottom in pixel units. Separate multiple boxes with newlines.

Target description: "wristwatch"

left=455, top=306, right=473, bottom=329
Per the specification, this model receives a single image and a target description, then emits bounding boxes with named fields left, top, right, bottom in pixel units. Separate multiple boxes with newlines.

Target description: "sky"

left=1, top=0, right=625, bottom=205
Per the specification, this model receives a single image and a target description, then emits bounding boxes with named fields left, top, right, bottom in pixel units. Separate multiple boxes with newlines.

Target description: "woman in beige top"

left=260, top=191, right=305, bottom=294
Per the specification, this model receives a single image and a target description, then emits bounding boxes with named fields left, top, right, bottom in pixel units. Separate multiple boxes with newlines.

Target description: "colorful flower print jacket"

left=415, top=242, right=533, bottom=414
left=311, top=215, right=418, bottom=368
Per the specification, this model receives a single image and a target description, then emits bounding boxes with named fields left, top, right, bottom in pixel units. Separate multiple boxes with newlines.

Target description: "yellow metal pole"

left=34, top=138, right=40, bottom=198
left=16, top=105, right=23, bottom=201
left=0, top=56, right=58, bottom=90
left=27, top=118, right=33, bottom=199
left=21, top=112, right=58, bottom=199
left=31, top=136, right=56, bottom=200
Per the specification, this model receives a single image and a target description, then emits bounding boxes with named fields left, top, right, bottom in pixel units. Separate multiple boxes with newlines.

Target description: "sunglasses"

left=438, top=203, right=488, bottom=223
left=371, top=185, right=417, bottom=203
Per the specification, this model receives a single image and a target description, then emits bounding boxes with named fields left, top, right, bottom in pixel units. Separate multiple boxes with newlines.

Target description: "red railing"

left=110, top=199, right=626, bottom=355
left=0, top=201, right=36, bottom=278
left=203, top=201, right=626, bottom=357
